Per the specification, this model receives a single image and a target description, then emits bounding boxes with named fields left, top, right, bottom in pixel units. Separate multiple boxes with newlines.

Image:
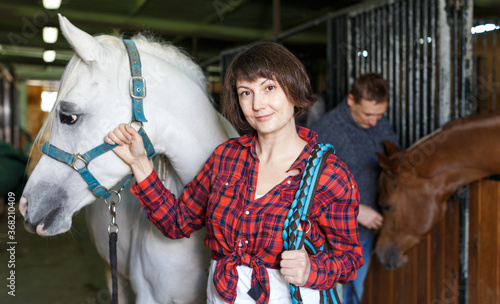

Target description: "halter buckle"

left=71, top=153, right=88, bottom=171
left=129, top=76, right=147, bottom=99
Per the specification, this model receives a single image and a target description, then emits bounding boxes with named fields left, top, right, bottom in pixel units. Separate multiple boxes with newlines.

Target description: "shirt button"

left=225, top=182, right=229, bottom=186
left=245, top=210, right=250, bottom=215
left=287, top=180, right=291, bottom=184
left=244, top=240, right=249, bottom=244
left=249, top=187, right=253, bottom=192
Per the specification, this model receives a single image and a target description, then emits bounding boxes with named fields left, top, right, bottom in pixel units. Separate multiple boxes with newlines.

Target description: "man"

left=311, top=73, right=400, bottom=304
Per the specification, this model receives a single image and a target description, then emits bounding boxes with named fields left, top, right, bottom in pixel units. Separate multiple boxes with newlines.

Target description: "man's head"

left=347, top=73, right=389, bottom=129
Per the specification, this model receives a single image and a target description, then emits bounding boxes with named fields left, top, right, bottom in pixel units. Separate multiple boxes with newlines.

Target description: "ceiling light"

left=471, top=23, right=500, bottom=34
left=43, top=50, right=56, bottom=62
left=42, top=0, right=62, bottom=10
left=43, top=27, right=58, bottom=44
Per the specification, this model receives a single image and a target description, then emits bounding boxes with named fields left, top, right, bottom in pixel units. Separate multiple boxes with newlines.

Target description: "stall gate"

left=0, top=64, right=20, bottom=149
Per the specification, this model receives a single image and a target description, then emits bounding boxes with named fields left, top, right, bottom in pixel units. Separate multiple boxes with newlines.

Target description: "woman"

left=105, top=41, right=363, bottom=304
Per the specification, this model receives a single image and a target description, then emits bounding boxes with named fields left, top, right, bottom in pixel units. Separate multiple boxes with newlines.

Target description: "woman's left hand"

left=280, top=247, right=311, bottom=286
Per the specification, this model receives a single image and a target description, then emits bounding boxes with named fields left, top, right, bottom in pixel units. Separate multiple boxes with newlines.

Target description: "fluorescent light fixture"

left=41, top=91, right=58, bottom=112
left=43, top=50, right=56, bottom=62
left=42, top=0, right=62, bottom=10
left=43, top=27, right=58, bottom=44
left=471, top=23, right=500, bottom=34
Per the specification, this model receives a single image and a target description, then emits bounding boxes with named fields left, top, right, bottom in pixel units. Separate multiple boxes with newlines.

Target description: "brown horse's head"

left=374, top=141, right=448, bottom=269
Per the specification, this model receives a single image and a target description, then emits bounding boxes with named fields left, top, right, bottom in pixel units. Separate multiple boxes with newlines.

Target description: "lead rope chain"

left=282, top=143, right=340, bottom=304
left=105, top=191, right=121, bottom=304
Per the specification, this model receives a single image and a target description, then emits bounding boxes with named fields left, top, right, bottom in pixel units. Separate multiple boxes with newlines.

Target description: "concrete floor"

left=0, top=207, right=109, bottom=304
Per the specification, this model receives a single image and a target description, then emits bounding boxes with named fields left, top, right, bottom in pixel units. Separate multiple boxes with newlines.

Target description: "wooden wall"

left=361, top=198, right=461, bottom=304
left=468, top=179, right=500, bottom=303
left=361, top=179, right=500, bottom=303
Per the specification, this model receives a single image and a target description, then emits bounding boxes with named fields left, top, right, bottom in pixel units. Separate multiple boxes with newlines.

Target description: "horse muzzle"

left=375, top=241, right=408, bottom=269
left=19, top=183, right=72, bottom=236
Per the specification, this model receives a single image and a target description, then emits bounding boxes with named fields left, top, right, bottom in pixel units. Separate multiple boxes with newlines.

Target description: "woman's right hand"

left=104, top=123, right=153, bottom=182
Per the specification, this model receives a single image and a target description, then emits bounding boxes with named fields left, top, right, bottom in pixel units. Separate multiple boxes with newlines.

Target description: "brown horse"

left=374, top=110, right=500, bottom=269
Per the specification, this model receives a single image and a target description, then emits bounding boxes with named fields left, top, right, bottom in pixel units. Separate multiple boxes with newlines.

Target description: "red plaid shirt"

left=131, top=127, right=363, bottom=304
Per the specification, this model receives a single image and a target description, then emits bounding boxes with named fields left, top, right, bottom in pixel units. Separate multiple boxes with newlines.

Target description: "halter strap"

left=123, top=39, right=147, bottom=123
left=42, top=128, right=156, bottom=198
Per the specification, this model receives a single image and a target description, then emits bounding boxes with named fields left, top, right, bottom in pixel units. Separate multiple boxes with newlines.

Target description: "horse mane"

left=406, top=110, right=500, bottom=154
left=33, top=33, right=210, bottom=156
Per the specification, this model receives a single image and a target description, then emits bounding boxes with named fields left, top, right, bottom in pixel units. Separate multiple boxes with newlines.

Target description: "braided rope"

left=282, top=143, right=336, bottom=304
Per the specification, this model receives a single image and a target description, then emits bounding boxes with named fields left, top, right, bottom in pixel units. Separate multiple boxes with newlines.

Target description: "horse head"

left=20, top=15, right=237, bottom=237
left=374, top=141, right=448, bottom=269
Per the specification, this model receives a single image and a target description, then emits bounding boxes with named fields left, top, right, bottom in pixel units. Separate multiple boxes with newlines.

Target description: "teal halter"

left=42, top=39, right=156, bottom=199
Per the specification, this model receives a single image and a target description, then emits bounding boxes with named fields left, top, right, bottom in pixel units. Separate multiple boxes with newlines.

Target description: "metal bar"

left=492, top=27, right=497, bottom=110
left=371, top=10, right=376, bottom=72
left=326, top=17, right=335, bottom=110
left=415, top=0, right=421, bottom=141
left=342, top=16, right=349, bottom=102
left=471, top=21, right=477, bottom=114
left=382, top=7, right=388, bottom=80
left=388, top=2, right=395, bottom=127
left=422, top=0, right=429, bottom=135
left=430, top=0, right=438, bottom=130
left=360, top=13, right=365, bottom=75
left=461, top=0, right=473, bottom=117
left=438, top=0, right=451, bottom=126
left=394, top=1, right=401, bottom=141
left=401, top=0, right=407, bottom=148
left=347, top=16, right=354, bottom=89
left=453, top=6, right=459, bottom=119
left=354, top=15, right=361, bottom=78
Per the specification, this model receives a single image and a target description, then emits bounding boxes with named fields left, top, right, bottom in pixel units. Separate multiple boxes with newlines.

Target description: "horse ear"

left=377, top=152, right=395, bottom=174
left=383, top=140, right=401, bottom=156
left=58, top=14, right=104, bottom=64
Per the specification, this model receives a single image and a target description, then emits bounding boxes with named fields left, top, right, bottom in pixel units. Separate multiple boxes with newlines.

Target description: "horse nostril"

left=384, top=246, right=404, bottom=269
left=19, top=197, right=28, bottom=218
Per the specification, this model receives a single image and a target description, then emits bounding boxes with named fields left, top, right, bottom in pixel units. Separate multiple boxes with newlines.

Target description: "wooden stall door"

left=361, top=179, right=500, bottom=304
left=468, top=179, right=500, bottom=304
left=361, top=199, right=461, bottom=304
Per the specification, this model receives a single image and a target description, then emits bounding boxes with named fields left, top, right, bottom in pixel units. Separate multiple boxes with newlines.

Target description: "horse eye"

left=60, top=113, right=79, bottom=125
left=382, top=205, right=392, bottom=211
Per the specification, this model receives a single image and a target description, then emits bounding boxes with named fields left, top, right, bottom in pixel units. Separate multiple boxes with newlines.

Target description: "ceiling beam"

left=12, top=63, right=65, bottom=80
left=129, top=0, right=150, bottom=16
left=0, top=3, right=271, bottom=41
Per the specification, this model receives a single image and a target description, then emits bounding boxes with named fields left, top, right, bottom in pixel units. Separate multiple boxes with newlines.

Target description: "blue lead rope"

left=282, top=143, right=340, bottom=304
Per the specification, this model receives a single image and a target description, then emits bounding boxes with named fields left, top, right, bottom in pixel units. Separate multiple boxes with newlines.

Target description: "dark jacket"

left=311, top=99, right=400, bottom=241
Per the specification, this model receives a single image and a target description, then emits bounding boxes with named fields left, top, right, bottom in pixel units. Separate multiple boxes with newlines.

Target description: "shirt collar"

left=234, top=126, right=318, bottom=173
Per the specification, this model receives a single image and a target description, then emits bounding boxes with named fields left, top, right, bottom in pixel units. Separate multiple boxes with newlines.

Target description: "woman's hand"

left=104, top=123, right=153, bottom=182
left=280, top=246, right=311, bottom=286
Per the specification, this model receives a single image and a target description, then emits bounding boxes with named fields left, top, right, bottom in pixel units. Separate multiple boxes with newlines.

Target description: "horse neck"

left=145, top=86, right=231, bottom=186
left=405, top=114, right=500, bottom=194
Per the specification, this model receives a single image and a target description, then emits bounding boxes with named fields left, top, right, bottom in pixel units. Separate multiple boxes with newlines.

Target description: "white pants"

left=207, top=260, right=320, bottom=304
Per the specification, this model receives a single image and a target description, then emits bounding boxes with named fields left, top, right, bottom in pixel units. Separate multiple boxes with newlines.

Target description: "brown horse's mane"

left=440, top=109, right=500, bottom=131
left=401, top=110, right=500, bottom=179
left=406, top=110, right=500, bottom=153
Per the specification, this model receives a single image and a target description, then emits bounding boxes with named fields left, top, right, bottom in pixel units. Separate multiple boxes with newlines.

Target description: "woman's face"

left=236, top=77, right=296, bottom=135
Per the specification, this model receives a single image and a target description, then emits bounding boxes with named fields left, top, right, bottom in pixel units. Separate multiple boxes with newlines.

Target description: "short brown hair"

left=350, top=73, right=389, bottom=104
left=222, top=41, right=316, bottom=130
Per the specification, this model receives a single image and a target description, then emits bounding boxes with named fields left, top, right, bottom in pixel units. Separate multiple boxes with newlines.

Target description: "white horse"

left=20, top=14, right=238, bottom=303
